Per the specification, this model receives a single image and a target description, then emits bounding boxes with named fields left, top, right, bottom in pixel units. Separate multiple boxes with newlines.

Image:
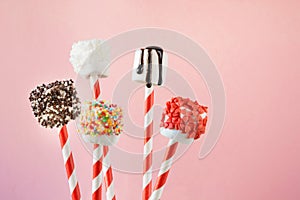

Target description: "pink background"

left=1, top=0, right=300, bottom=199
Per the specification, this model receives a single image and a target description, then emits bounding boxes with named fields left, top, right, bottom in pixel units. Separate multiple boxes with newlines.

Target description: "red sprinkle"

left=160, top=97, right=208, bottom=140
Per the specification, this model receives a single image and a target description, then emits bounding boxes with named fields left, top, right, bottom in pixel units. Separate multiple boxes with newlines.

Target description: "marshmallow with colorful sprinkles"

left=78, top=100, right=123, bottom=146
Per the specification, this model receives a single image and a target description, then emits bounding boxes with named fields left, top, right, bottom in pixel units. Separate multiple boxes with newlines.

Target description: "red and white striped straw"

left=90, top=75, right=103, bottom=200
left=90, top=75, right=116, bottom=200
left=103, top=146, right=116, bottom=200
left=92, top=144, right=103, bottom=200
left=149, top=139, right=178, bottom=200
left=143, top=84, right=154, bottom=200
left=59, top=125, right=81, bottom=200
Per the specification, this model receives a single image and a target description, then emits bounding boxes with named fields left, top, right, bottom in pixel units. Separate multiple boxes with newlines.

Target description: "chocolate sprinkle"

left=29, top=79, right=81, bottom=129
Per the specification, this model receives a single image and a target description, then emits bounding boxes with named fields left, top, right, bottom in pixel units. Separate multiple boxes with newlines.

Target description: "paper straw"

left=90, top=75, right=103, bottom=200
left=92, top=144, right=103, bottom=200
left=149, top=139, right=178, bottom=200
left=90, top=75, right=117, bottom=200
left=143, top=84, right=154, bottom=200
left=59, top=125, right=82, bottom=200
left=103, top=146, right=116, bottom=200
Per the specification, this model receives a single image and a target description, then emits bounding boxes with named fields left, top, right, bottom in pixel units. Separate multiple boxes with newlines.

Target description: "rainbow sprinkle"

left=78, top=100, right=123, bottom=136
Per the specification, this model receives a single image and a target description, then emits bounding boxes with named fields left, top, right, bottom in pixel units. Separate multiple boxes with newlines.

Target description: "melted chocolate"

left=146, top=46, right=163, bottom=85
left=146, top=48, right=152, bottom=84
left=136, top=49, right=144, bottom=74
left=136, top=46, right=164, bottom=85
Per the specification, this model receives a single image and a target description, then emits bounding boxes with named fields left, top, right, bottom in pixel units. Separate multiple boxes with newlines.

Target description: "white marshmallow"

left=160, top=127, right=194, bottom=144
left=82, top=134, right=120, bottom=146
left=70, top=39, right=110, bottom=78
left=132, top=47, right=167, bottom=86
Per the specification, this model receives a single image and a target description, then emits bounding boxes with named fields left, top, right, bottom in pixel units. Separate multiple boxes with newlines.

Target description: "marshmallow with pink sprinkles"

left=160, top=96, right=208, bottom=144
left=149, top=97, right=208, bottom=200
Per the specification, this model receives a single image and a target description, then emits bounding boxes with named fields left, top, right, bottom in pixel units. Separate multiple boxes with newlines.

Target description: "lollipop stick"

left=90, top=75, right=103, bottom=200
left=143, top=84, right=154, bottom=200
left=103, top=146, right=116, bottom=200
left=59, top=125, right=81, bottom=200
left=150, top=139, right=178, bottom=200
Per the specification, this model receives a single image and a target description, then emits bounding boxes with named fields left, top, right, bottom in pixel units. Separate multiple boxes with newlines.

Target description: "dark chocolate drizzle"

left=136, top=49, right=144, bottom=74
left=146, top=48, right=152, bottom=84
left=146, top=46, right=163, bottom=85
left=136, top=46, right=164, bottom=85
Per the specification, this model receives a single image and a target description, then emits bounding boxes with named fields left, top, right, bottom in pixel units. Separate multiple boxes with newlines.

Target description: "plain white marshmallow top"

left=69, top=39, right=110, bottom=79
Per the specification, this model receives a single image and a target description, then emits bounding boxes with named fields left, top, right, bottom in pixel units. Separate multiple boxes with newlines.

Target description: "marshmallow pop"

left=132, top=46, right=168, bottom=200
left=150, top=97, right=208, bottom=200
left=29, top=80, right=82, bottom=200
left=70, top=39, right=117, bottom=200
